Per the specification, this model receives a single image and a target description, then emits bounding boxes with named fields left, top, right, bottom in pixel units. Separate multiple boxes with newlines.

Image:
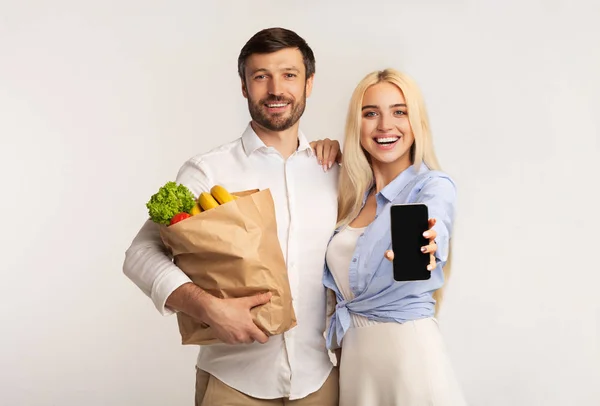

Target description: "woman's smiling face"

left=360, top=81, right=414, bottom=168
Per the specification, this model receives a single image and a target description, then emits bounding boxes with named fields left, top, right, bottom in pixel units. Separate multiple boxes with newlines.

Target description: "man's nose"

left=268, top=77, right=283, bottom=96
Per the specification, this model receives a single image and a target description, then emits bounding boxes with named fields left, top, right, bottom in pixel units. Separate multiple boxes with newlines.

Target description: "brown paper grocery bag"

left=159, top=188, right=296, bottom=345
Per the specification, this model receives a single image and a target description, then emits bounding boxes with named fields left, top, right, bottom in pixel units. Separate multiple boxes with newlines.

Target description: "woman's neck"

left=371, top=158, right=412, bottom=193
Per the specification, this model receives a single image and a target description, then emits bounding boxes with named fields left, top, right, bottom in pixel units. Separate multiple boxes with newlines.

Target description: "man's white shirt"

left=123, top=123, right=339, bottom=400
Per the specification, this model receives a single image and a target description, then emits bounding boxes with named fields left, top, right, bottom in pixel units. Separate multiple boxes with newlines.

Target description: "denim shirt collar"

left=358, top=162, right=429, bottom=206
left=331, top=163, right=430, bottom=240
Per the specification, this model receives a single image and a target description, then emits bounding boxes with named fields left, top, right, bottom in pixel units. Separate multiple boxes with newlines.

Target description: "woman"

left=318, top=68, right=467, bottom=405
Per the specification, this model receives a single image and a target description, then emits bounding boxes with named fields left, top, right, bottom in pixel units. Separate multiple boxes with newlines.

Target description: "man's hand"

left=202, top=293, right=272, bottom=344
left=165, top=282, right=272, bottom=345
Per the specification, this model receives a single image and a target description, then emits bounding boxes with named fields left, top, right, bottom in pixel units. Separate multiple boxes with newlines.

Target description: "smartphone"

left=390, top=203, right=431, bottom=282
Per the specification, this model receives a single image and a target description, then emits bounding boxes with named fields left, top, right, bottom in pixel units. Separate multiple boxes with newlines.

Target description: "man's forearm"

left=123, top=219, right=193, bottom=315
left=165, top=282, right=215, bottom=323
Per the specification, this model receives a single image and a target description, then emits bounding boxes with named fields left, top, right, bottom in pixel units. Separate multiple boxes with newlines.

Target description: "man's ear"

left=305, top=74, right=315, bottom=98
left=241, top=79, right=248, bottom=99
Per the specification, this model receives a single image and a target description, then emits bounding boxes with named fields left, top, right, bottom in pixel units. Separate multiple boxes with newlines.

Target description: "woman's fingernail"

left=323, top=164, right=327, bottom=171
left=423, top=232, right=430, bottom=238
left=328, top=161, right=333, bottom=169
left=421, top=247, right=427, bottom=252
left=427, top=264, right=433, bottom=271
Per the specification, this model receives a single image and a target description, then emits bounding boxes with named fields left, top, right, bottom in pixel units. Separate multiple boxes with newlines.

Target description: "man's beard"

left=247, top=91, right=306, bottom=132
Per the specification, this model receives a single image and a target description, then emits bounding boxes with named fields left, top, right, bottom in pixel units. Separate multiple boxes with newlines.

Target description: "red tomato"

left=170, top=212, right=191, bottom=225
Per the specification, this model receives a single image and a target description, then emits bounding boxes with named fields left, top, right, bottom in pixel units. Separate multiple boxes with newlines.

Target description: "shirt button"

left=352, top=258, right=357, bottom=263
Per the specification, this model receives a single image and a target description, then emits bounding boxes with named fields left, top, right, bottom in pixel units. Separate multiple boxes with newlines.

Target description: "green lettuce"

left=146, top=181, right=196, bottom=225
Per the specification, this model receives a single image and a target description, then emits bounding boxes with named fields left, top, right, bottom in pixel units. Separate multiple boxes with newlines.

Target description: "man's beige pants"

left=195, top=367, right=339, bottom=406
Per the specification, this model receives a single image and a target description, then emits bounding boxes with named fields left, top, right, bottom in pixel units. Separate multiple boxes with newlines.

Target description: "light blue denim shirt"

left=323, top=163, right=457, bottom=349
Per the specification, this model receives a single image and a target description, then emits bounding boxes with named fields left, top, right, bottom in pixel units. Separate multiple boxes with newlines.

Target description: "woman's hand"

left=334, top=348, right=342, bottom=368
left=384, top=218, right=438, bottom=271
left=309, top=138, right=342, bottom=171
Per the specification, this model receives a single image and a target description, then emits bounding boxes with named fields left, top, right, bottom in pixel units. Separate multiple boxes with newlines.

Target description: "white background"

left=1, top=1, right=599, bottom=405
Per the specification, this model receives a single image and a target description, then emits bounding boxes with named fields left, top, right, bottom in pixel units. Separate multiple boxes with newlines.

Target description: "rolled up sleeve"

left=122, top=157, right=212, bottom=315
left=414, top=175, right=457, bottom=264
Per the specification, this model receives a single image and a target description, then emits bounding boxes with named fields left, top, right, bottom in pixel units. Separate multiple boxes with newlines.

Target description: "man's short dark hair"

left=237, top=27, right=316, bottom=82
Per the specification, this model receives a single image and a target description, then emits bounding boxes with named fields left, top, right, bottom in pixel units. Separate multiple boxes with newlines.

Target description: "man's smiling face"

left=242, top=47, right=313, bottom=132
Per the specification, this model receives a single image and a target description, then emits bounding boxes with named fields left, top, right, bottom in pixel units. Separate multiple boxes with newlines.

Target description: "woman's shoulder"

left=401, top=166, right=457, bottom=204
left=415, top=166, right=456, bottom=190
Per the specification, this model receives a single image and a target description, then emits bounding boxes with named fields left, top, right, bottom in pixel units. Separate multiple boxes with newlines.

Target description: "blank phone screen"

left=390, top=204, right=431, bottom=282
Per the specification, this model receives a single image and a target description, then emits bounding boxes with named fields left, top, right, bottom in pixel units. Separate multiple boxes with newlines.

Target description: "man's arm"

left=168, top=281, right=273, bottom=344
left=122, top=157, right=272, bottom=344
left=123, top=218, right=193, bottom=315
left=123, top=158, right=211, bottom=315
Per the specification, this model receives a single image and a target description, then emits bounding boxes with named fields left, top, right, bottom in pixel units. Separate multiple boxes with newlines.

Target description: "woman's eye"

left=364, top=111, right=377, bottom=117
left=394, top=110, right=407, bottom=116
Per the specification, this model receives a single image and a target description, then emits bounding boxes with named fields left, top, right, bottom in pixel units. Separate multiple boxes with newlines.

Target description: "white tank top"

left=325, top=225, right=380, bottom=328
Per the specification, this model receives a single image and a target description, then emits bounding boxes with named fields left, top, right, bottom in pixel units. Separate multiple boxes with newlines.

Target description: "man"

left=123, top=27, right=341, bottom=405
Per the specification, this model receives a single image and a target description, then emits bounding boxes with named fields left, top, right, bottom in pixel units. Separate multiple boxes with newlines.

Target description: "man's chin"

left=265, top=123, right=294, bottom=132
left=257, top=117, right=296, bottom=132
left=251, top=105, right=303, bottom=132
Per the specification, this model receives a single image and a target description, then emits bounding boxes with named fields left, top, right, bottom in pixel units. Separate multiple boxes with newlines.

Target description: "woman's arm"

left=414, top=175, right=457, bottom=264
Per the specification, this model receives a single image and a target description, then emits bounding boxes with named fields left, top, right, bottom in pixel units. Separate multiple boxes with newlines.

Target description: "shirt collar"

left=362, top=163, right=430, bottom=204
left=241, top=122, right=313, bottom=157
left=297, top=131, right=313, bottom=155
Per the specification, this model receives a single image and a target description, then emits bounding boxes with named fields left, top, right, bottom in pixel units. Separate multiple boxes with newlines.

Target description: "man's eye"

left=285, top=74, right=297, bottom=78
left=255, top=75, right=266, bottom=80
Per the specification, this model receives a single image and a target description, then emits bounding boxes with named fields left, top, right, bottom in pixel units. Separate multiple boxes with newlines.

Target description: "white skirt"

left=339, top=317, right=467, bottom=406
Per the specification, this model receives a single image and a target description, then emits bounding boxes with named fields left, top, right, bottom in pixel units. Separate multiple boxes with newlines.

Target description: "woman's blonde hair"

left=337, top=68, right=451, bottom=315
